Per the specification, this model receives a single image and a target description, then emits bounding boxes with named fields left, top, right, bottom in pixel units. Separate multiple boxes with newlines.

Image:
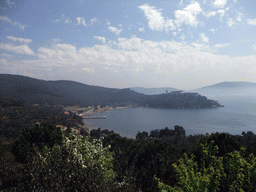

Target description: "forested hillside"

left=0, top=97, right=84, bottom=140
left=0, top=74, right=144, bottom=106
left=0, top=74, right=222, bottom=109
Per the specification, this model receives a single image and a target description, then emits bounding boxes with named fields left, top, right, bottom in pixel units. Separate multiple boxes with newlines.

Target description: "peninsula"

left=0, top=74, right=223, bottom=109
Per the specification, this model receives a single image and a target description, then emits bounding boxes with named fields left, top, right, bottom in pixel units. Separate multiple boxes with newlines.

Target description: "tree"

left=173, top=141, right=256, bottom=191
left=11, top=123, right=64, bottom=163
left=136, top=131, right=149, bottom=140
left=18, top=130, right=117, bottom=191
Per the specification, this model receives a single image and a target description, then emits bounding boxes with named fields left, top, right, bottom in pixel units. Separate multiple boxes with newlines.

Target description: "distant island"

left=191, top=81, right=256, bottom=97
left=0, top=74, right=223, bottom=109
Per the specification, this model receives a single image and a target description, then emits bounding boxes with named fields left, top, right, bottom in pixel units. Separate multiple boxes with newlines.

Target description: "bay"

left=83, top=95, right=256, bottom=138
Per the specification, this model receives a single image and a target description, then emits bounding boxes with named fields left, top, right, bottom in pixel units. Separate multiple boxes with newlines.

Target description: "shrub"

left=11, top=123, right=64, bottom=163
left=19, top=130, right=116, bottom=191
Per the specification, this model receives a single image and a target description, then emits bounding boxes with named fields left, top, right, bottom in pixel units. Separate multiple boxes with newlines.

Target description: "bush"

left=11, top=123, right=64, bottom=163
left=19, top=130, right=116, bottom=191
left=173, top=141, right=256, bottom=191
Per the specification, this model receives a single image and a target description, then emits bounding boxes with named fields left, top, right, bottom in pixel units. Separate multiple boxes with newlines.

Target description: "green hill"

left=0, top=74, right=222, bottom=109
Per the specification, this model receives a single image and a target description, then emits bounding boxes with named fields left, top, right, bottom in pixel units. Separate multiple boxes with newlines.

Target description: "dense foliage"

left=0, top=98, right=83, bottom=140
left=173, top=142, right=256, bottom=191
left=89, top=128, right=256, bottom=191
left=18, top=130, right=116, bottom=191
left=1, top=128, right=118, bottom=191
left=11, top=123, right=64, bottom=163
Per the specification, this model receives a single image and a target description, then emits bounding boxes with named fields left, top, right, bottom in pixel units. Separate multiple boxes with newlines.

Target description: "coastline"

left=80, top=106, right=129, bottom=130
left=79, top=106, right=129, bottom=118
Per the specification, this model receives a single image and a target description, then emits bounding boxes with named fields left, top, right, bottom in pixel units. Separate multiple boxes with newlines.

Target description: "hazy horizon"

left=1, top=0, right=256, bottom=90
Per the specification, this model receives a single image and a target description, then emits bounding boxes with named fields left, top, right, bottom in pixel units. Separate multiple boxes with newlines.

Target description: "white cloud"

left=247, top=19, right=256, bottom=25
left=76, top=17, right=86, bottom=26
left=106, top=20, right=122, bottom=35
left=53, top=19, right=60, bottom=23
left=165, top=20, right=176, bottom=31
left=13, top=21, right=26, bottom=30
left=139, top=27, right=145, bottom=31
left=65, top=18, right=72, bottom=24
left=58, top=15, right=72, bottom=24
left=1, top=53, right=13, bottom=57
left=94, top=36, right=106, bottom=43
left=0, top=15, right=11, bottom=22
left=33, top=38, right=255, bottom=77
left=252, top=44, right=256, bottom=52
left=213, top=0, right=227, bottom=8
left=205, top=11, right=217, bottom=18
left=37, top=44, right=77, bottom=60
left=237, top=16, right=241, bottom=22
left=108, top=26, right=122, bottom=35
left=237, top=12, right=243, bottom=22
left=0, top=43, right=34, bottom=55
left=227, top=18, right=235, bottom=27
left=90, top=17, right=98, bottom=25
left=139, top=4, right=165, bottom=30
left=179, top=0, right=183, bottom=7
left=174, top=1, right=202, bottom=27
left=117, top=37, right=143, bottom=50
left=3, top=37, right=256, bottom=89
left=217, top=9, right=226, bottom=21
left=107, top=39, right=117, bottom=46
left=6, top=36, right=32, bottom=44
left=180, top=34, right=185, bottom=41
left=82, top=68, right=96, bottom=74
left=139, top=4, right=175, bottom=31
left=0, top=58, right=8, bottom=66
left=200, top=33, right=209, bottom=43
left=214, top=43, right=230, bottom=48
left=0, top=16, right=26, bottom=30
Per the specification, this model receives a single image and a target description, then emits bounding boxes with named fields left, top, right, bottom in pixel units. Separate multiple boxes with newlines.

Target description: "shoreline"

left=80, top=106, right=129, bottom=130
left=79, top=106, right=129, bottom=118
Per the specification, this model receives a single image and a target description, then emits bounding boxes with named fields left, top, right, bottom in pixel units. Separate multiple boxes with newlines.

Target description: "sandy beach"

left=79, top=106, right=129, bottom=118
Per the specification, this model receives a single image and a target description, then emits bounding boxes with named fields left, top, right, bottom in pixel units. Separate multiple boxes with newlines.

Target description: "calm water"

left=83, top=95, right=256, bottom=138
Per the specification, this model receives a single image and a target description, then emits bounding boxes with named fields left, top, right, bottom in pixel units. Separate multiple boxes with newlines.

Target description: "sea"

left=83, top=94, right=256, bottom=138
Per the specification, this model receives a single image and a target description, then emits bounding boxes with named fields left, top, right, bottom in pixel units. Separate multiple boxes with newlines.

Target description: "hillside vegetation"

left=1, top=122, right=256, bottom=191
left=0, top=74, right=222, bottom=109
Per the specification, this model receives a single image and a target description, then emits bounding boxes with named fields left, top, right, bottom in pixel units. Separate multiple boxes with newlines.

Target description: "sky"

left=1, top=0, right=256, bottom=90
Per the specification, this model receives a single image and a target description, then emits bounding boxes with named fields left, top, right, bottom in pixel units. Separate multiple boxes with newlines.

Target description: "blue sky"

left=1, top=0, right=256, bottom=90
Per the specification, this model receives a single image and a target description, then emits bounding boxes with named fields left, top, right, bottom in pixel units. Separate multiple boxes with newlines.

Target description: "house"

left=64, top=111, right=69, bottom=115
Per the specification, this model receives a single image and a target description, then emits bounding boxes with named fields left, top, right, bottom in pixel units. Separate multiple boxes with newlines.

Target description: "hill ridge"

left=0, top=74, right=223, bottom=109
